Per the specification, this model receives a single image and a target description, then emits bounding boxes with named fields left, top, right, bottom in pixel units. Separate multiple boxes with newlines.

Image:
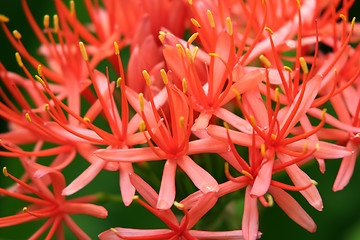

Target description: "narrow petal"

left=189, top=230, right=247, bottom=240
left=333, top=141, right=359, bottom=191
left=178, top=155, right=219, bottom=193
left=157, top=159, right=177, bottom=210
left=269, top=186, right=316, bottom=232
left=99, top=228, right=173, bottom=240
left=65, top=202, right=108, bottom=218
left=278, top=153, right=323, bottom=211
left=96, top=147, right=163, bottom=162
left=62, top=158, right=106, bottom=196
left=242, top=185, right=259, bottom=240
left=119, top=163, right=136, bottom=206
left=250, top=157, right=274, bottom=197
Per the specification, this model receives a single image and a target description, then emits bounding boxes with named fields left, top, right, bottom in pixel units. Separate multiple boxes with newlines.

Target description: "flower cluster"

left=0, top=0, right=359, bottom=239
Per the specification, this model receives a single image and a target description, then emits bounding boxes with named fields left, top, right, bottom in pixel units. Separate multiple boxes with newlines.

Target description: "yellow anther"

left=232, top=89, right=241, bottom=99
left=12, top=30, right=21, bottom=39
left=321, top=108, right=327, bottom=119
left=158, top=34, right=165, bottom=44
left=209, top=53, right=220, bottom=58
left=188, top=32, right=199, bottom=44
left=275, top=88, right=279, bottom=102
left=179, top=116, right=185, bottom=128
left=114, top=42, right=120, bottom=55
left=266, top=194, right=274, bottom=207
left=15, top=52, right=23, bottom=67
left=159, top=31, right=166, bottom=37
left=43, top=15, right=49, bottom=28
left=271, top=133, right=277, bottom=141
left=351, top=17, right=356, bottom=29
left=190, top=18, right=201, bottom=28
left=70, top=1, right=75, bottom=16
left=315, top=142, right=320, bottom=151
left=25, top=113, right=31, bottom=123
left=259, top=54, right=271, bottom=68
left=207, top=10, right=215, bottom=28
left=53, top=14, right=59, bottom=33
left=160, top=69, right=168, bottom=85
left=223, top=122, right=229, bottom=130
left=188, top=0, right=192, bottom=5
left=83, top=117, right=91, bottom=122
left=296, top=0, right=301, bottom=8
left=299, top=57, right=308, bottom=74
left=142, top=70, right=151, bottom=86
left=185, top=48, right=193, bottom=62
left=110, top=228, right=119, bottom=234
left=23, top=207, right=28, bottom=212
left=339, top=14, right=347, bottom=22
left=44, top=104, right=49, bottom=111
left=302, top=140, right=309, bottom=152
left=311, top=179, right=318, bottom=186
left=37, top=64, right=43, bottom=77
left=139, top=93, right=145, bottom=112
left=132, top=195, right=139, bottom=200
left=241, top=170, right=254, bottom=180
left=176, top=44, right=185, bottom=58
left=116, top=77, right=122, bottom=88
left=0, top=14, right=9, bottom=22
left=262, top=0, right=266, bottom=4
left=249, top=115, right=256, bottom=126
left=260, top=144, right=266, bottom=157
left=265, top=27, right=273, bottom=35
left=35, top=75, right=45, bottom=85
left=174, top=201, right=184, bottom=209
left=284, top=66, right=293, bottom=72
left=79, top=42, right=88, bottom=61
left=224, top=162, right=230, bottom=174
left=182, top=78, right=187, bottom=93
left=226, top=17, right=233, bottom=36
left=192, top=46, right=199, bottom=61
left=139, top=120, right=146, bottom=132
left=3, top=167, right=8, bottom=177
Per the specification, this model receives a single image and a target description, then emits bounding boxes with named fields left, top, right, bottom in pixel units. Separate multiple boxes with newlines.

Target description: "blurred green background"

left=0, top=1, right=360, bottom=239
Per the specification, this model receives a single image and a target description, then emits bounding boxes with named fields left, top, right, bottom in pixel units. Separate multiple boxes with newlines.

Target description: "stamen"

left=70, top=0, right=75, bottom=16
left=3, top=166, right=8, bottom=177
left=158, top=34, right=164, bottom=44
left=174, top=201, right=184, bottom=209
left=142, top=70, right=151, bottom=85
left=284, top=66, right=293, bottom=72
left=182, top=78, right=187, bottom=93
left=261, top=144, right=266, bottom=157
left=160, top=69, right=168, bottom=85
left=139, top=120, right=146, bottom=132
left=352, top=17, right=356, bottom=29
left=265, top=27, right=274, bottom=35
left=179, top=116, right=185, bottom=128
left=241, top=170, right=254, bottom=180
left=185, top=48, right=193, bottom=62
left=114, top=41, right=120, bottom=55
left=299, top=57, right=308, bottom=74
left=79, top=42, right=88, bottom=61
left=139, top=93, right=144, bottom=112
left=275, top=88, right=279, bottom=102
left=315, top=142, right=320, bottom=151
left=271, top=134, right=277, bottom=140
left=207, top=10, right=215, bottom=28
left=303, top=140, right=309, bottom=152
left=311, top=179, right=318, bottom=186
left=37, top=64, right=43, bottom=77
left=259, top=54, right=271, bottom=67
left=266, top=194, right=274, bottom=207
left=188, top=32, right=198, bottom=45
left=116, top=77, right=122, bottom=88
left=188, top=0, right=192, bottom=5
left=339, top=14, right=347, bottom=22
left=0, top=14, right=10, bottom=22
left=83, top=117, right=91, bottom=122
left=53, top=14, right=59, bottom=33
left=132, top=195, right=139, bottom=200
left=43, top=15, right=49, bottom=28
left=25, top=113, right=31, bottom=123
left=15, top=52, right=24, bottom=67
left=192, top=46, right=199, bottom=61
left=226, top=17, right=233, bottom=36
left=223, top=122, right=229, bottom=130
left=296, top=0, right=301, bottom=8
left=35, top=75, right=45, bottom=85
left=12, top=30, right=21, bottom=39
left=190, top=18, right=201, bottom=28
